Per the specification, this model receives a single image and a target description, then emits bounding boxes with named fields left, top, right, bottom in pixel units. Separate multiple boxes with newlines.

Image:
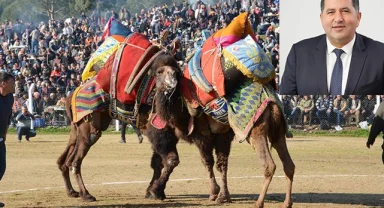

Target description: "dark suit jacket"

left=280, top=33, right=384, bottom=95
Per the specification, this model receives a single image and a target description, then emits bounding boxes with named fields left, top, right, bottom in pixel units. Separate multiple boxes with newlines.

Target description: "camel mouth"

left=165, top=78, right=178, bottom=90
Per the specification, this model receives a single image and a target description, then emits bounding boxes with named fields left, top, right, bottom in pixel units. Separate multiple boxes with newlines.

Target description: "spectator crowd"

left=282, top=95, right=384, bottom=131
left=1, top=0, right=280, bottom=126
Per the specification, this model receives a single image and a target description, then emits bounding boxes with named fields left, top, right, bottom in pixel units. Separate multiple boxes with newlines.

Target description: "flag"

left=102, top=18, right=132, bottom=40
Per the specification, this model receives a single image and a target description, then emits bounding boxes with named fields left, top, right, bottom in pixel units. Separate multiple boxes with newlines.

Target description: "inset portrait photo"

left=280, top=0, right=384, bottom=95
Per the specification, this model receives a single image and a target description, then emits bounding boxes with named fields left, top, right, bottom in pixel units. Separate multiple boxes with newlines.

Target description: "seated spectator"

left=316, top=95, right=333, bottom=128
left=282, top=95, right=299, bottom=125
left=15, top=106, right=36, bottom=142
left=298, top=95, right=314, bottom=125
left=333, top=95, right=347, bottom=130
left=48, top=93, right=57, bottom=106
left=345, top=95, right=361, bottom=126
left=56, top=96, right=66, bottom=107
left=361, top=95, right=376, bottom=124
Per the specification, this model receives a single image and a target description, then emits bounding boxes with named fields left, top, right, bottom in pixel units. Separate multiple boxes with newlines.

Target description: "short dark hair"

left=321, top=0, right=359, bottom=12
left=0, top=71, right=14, bottom=83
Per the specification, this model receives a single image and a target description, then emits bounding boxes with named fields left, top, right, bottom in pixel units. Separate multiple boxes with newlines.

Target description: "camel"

left=145, top=53, right=295, bottom=208
left=56, top=52, right=235, bottom=204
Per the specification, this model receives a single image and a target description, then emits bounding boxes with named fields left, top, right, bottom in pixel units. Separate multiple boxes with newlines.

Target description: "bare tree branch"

left=134, top=0, right=148, bottom=10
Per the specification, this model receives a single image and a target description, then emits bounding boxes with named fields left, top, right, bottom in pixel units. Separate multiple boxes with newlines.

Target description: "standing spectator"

left=15, top=106, right=36, bottom=142
left=30, top=27, right=40, bottom=55
left=0, top=72, right=15, bottom=207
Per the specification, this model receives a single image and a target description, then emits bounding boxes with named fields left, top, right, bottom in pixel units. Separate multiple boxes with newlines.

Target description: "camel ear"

left=148, top=63, right=156, bottom=77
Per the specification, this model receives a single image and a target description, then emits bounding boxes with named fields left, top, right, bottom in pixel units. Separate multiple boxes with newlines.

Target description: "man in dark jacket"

left=0, top=72, right=15, bottom=207
left=366, top=102, right=384, bottom=164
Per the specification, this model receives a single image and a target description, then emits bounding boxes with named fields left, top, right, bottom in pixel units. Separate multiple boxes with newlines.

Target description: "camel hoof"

left=70, top=166, right=76, bottom=175
left=148, top=190, right=166, bottom=200
left=82, top=194, right=96, bottom=202
left=215, top=191, right=231, bottom=204
left=208, top=194, right=218, bottom=201
left=67, top=190, right=80, bottom=198
left=254, top=201, right=264, bottom=208
left=208, top=184, right=220, bottom=201
left=138, top=135, right=144, bottom=143
left=281, top=201, right=293, bottom=208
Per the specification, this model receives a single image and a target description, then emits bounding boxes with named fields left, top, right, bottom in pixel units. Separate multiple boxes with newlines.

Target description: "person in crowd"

left=361, top=95, right=376, bottom=124
left=298, top=95, right=314, bottom=125
left=345, top=95, right=361, bottom=126
left=333, top=95, right=347, bottom=130
left=316, top=95, right=333, bottom=128
left=15, top=106, right=36, bottom=142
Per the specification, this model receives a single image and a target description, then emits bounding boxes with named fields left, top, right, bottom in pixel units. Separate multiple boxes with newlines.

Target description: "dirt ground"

left=0, top=133, right=383, bottom=208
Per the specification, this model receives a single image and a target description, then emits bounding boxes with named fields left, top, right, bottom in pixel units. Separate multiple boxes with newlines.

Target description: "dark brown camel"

left=56, top=53, right=233, bottom=203
left=145, top=54, right=295, bottom=208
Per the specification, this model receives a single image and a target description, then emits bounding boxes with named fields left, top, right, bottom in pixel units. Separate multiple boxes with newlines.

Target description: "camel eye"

left=157, top=68, right=164, bottom=75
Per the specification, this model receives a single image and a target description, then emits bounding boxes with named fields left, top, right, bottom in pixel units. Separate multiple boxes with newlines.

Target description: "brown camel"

left=57, top=52, right=294, bottom=208
left=145, top=54, right=295, bottom=208
left=56, top=53, right=234, bottom=203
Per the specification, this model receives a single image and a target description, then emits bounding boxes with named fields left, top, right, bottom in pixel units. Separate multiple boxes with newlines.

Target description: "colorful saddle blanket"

left=71, top=78, right=108, bottom=123
left=227, top=80, right=281, bottom=142
left=181, top=36, right=225, bottom=108
left=82, top=35, right=129, bottom=81
left=96, top=33, right=158, bottom=105
left=222, top=35, right=275, bottom=84
left=82, top=18, right=132, bottom=81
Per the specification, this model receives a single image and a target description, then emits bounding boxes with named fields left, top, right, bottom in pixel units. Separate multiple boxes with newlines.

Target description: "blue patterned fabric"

left=222, top=35, right=274, bottom=82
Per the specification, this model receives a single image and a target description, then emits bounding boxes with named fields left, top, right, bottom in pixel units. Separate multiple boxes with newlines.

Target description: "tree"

left=73, top=0, right=94, bottom=13
left=1, top=0, right=43, bottom=22
left=33, top=0, right=69, bottom=20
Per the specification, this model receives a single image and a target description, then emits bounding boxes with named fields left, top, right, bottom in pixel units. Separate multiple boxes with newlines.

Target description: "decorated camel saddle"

left=73, top=19, right=163, bottom=125
left=181, top=12, right=281, bottom=142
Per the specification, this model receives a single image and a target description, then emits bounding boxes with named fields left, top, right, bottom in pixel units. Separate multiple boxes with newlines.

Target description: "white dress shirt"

left=326, top=34, right=356, bottom=94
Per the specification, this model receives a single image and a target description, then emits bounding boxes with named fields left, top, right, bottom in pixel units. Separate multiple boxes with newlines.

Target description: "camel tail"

left=268, top=102, right=288, bottom=147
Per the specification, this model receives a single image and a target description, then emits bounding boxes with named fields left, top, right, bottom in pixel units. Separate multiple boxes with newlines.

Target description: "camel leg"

left=120, top=122, right=127, bottom=143
left=273, top=136, right=295, bottom=208
left=194, top=136, right=220, bottom=201
left=132, top=124, right=144, bottom=143
left=146, top=126, right=179, bottom=200
left=213, top=130, right=233, bottom=204
left=269, top=105, right=295, bottom=208
left=250, top=124, right=276, bottom=208
left=145, top=152, right=164, bottom=199
left=57, top=122, right=79, bottom=198
left=70, top=123, right=101, bottom=202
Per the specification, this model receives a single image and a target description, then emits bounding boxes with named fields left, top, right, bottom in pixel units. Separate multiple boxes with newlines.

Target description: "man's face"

left=320, top=0, right=361, bottom=47
left=22, top=107, right=28, bottom=114
left=1, top=78, right=15, bottom=94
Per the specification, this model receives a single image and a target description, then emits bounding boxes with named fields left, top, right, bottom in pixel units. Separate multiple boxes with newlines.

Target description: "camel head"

left=151, top=53, right=181, bottom=95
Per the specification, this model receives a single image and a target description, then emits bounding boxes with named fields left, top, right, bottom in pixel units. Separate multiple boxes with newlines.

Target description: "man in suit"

left=280, top=0, right=384, bottom=95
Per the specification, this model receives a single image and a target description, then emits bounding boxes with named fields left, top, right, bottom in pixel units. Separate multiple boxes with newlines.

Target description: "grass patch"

left=8, top=125, right=376, bottom=138
left=290, top=128, right=372, bottom=138
left=8, top=126, right=137, bottom=135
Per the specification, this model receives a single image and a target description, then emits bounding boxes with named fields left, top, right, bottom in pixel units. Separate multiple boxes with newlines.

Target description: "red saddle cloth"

left=96, top=33, right=156, bottom=104
left=181, top=36, right=225, bottom=108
